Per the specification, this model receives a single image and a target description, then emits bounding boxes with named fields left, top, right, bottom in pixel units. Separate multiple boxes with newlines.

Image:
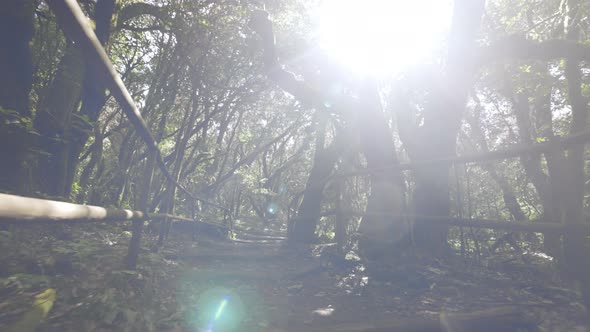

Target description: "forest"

left=1, top=0, right=590, bottom=331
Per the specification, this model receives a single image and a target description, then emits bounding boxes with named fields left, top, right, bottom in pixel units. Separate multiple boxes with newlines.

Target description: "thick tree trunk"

left=290, top=126, right=340, bottom=243
left=33, top=0, right=118, bottom=198
left=412, top=141, right=455, bottom=253
left=64, top=0, right=118, bottom=194
left=509, top=86, right=564, bottom=255
left=33, top=43, right=85, bottom=197
left=0, top=0, right=35, bottom=194
left=561, top=114, right=588, bottom=299
left=356, top=81, right=406, bottom=257
left=561, top=0, right=590, bottom=305
left=408, top=0, right=485, bottom=253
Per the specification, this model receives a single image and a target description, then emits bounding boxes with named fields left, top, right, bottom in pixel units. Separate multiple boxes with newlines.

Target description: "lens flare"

left=267, top=202, right=279, bottom=215
left=214, top=298, right=228, bottom=320
left=183, top=287, right=245, bottom=332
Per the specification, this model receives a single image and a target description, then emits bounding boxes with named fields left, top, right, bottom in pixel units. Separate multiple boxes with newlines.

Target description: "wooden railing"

left=0, top=192, right=232, bottom=270
left=0, top=193, right=230, bottom=229
left=315, top=209, right=590, bottom=234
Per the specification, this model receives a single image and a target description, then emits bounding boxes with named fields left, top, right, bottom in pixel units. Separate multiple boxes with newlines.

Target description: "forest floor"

left=0, top=222, right=589, bottom=332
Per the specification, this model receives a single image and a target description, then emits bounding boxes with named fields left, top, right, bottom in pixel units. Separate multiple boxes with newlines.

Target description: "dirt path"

left=164, top=236, right=589, bottom=331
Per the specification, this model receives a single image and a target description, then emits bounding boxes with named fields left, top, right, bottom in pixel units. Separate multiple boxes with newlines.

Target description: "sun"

left=316, top=0, right=453, bottom=77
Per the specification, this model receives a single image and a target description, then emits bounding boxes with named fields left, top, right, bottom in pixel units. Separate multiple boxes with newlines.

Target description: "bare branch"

left=479, top=36, right=590, bottom=64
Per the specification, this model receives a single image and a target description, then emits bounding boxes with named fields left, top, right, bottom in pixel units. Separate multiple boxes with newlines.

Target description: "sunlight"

left=317, top=0, right=452, bottom=77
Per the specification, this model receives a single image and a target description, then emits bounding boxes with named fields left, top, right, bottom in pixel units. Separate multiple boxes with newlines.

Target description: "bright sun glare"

left=317, top=0, right=453, bottom=77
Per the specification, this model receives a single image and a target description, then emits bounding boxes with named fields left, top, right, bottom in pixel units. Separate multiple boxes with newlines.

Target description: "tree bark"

left=126, top=149, right=155, bottom=269
left=290, top=122, right=340, bottom=243
left=356, top=81, right=407, bottom=257
left=33, top=42, right=85, bottom=197
left=507, top=84, right=564, bottom=255
left=0, top=0, right=35, bottom=194
left=405, top=0, right=485, bottom=253
left=77, top=123, right=104, bottom=202
left=561, top=0, right=590, bottom=306
left=158, top=91, right=196, bottom=246
left=64, top=0, right=119, bottom=195
left=34, top=0, right=119, bottom=198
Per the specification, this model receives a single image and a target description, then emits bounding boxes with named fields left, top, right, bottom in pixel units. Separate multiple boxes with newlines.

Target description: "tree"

left=250, top=10, right=406, bottom=253
left=0, top=0, right=35, bottom=194
left=395, top=0, right=486, bottom=253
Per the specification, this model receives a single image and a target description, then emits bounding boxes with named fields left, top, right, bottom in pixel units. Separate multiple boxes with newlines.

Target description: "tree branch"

left=116, top=3, right=168, bottom=29
left=249, top=10, right=354, bottom=115
left=479, top=36, right=590, bottom=64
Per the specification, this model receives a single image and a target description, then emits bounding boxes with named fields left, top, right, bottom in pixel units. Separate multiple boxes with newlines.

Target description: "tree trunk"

left=158, top=85, right=197, bottom=246
left=561, top=0, right=590, bottom=306
left=356, top=81, right=406, bottom=258
left=334, top=179, right=346, bottom=252
left=408, top=0, right=485, bottom=253
left=0, top=0, right=35, bottom=194
left=34, top=0, right=118, bottom=198
left=64, top=0, right=118, bottom=194
left=290, top=121, right=340, bottom=243
left=33, top=42, right=85, bottom=197
left=77, top=123, right=104, bottom=202
left=126, top=149, right=155, bottom=269
left=510, top=87, right=564, bottom=255
left=411, top=137, right=455, bottom=253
